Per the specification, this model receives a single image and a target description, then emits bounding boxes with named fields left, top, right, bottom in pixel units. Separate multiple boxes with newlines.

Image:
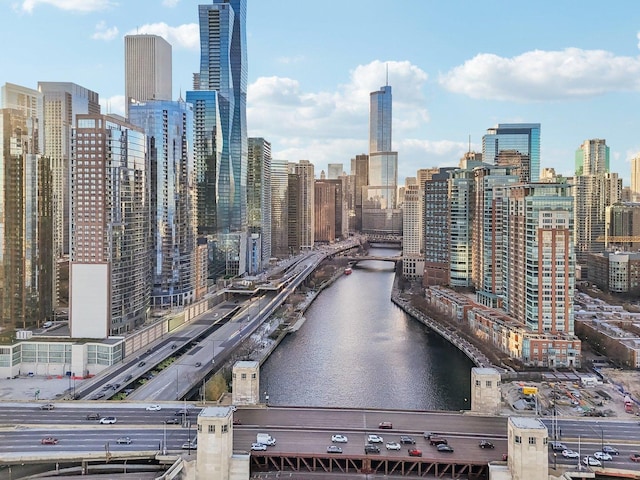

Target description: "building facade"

left=289, top=160, right=315, bottom=250
left=247, top=137, right=272, bottom=270
left=270, top=158, right=289, bottom=258
left=482, top=123, right=540, bottom=182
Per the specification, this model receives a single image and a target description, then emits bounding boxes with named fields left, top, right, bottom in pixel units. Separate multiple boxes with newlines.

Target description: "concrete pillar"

left=471, top=367, right=501, bottom=414
left=507, top=417, right=548, bottom=480
left=231, top=361, right=259, bottom=406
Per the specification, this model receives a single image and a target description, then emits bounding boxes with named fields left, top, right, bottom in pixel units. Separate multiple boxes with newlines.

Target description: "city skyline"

left=2, top=0, right=640, bottom=185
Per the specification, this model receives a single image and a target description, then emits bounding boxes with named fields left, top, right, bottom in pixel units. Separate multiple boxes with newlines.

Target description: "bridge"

left=363, top=233, right=403, bottom=246
left=343, top=255, right=402, bottom=265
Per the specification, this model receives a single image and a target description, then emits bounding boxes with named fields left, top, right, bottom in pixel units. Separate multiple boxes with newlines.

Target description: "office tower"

left=573, top=139, right=621, bottom=265
left=270, top=158, right=289, bottom=257
left=287, top=171, right=301, bottom=254
left=327, top=163, right=343, bottom=180
left=369, top=85, right=392, bottom=153
left=504, top=183, right=574, bottom=334
left=631, top=153, right=640, bottom=201
left=38, top=82, right=100, bottom=308
left=124, top=34, right=172, bottom=118
left=402, top=184, right=423, bottom=280
left=472, top=166, right=520, bottom=308
left=0, top=83, right=53, bottom=330
left=314, top=179, right=343, bottom=243
left=247, top=137, right=272, bottom=271
left=197, top=0, right=248, bottom=234
left=448, top=168, right=475, bottom=287
left=416, top=168, right=439, bottom=189
left=129, top=100, right=196, bottom=308
left=605, top=203, right=640, bottom=251
left=69, top=114, right=149, bottom=338
left=482, top=123, right=540, bottom=182
left=289, top=160, right=315, bottom=250
left=351, top=153, right=368, bottom=231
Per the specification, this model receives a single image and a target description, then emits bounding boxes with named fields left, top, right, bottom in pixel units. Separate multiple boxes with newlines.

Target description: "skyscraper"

left=369, top=85, right=392, bottom=153
left=69, top=114, right=149, bottom=338
left=37, top=82, right=100, bottom=308
left=289, top=160, right=315, bottom=250
left=124, top=34, right=172, bottom=118
left=0, top=83, right=53, bottom=330
left=197, top=0, right=247, bottom=233
left=631, top=153, right=640, bottom=201
left=129, top=100, right=196, bottom=308
left=270, top=158, right=289, bottom=257
left=483, top=123, right=541, bottom=182
left=247, top=137, right=272, bottom=271
left=327, top=163, right=343, bottom=180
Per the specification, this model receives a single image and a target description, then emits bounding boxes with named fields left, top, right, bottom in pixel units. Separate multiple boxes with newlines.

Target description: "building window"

left=529, top=437, right=536, bottom=445
left=222, top=425, right=228, bottom=433
left=515, top=435, right=521, bottom=444
left=241, top=373, right=246, bottom=379
left=197, top=424, right=202, bottom=432
left=251, top=373, right=256, bottom=379
left=475, top=380, right=481, bottom=387
left=486, top=381, right=492, bottom=388
left=208, top=425, right=215, bottom=433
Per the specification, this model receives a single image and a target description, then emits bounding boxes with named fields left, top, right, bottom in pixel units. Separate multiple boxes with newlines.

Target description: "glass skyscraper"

left=197, top=0, right=247, bottom=233
left=129, top=100, right=196, bottom=308
left=482, top=123, right=541, bottom=182
left=369, top=85, right=392, bottom=153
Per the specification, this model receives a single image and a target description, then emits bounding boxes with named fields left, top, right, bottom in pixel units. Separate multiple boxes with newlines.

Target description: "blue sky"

left=3, top=0, right=640, bottom=185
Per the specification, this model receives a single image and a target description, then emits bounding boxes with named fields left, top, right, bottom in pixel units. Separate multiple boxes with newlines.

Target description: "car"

left=146, top=404, right=162, bottom=411
left=99, top=416, right=117, bottom=424
left=41, top=437, right=58, bottom=445
left=102, top=384, right=112, bottom=390
left=171, top=344, right=177, bottom=349
left=423, top=432, right=436, bottom=439
left=116, top=437, right=132, bottom=444
left=331, top=434, right=348, bottom=443
left=364, top=444, right=380, bottom=454
left=39, top=403, right=55, bottom=410
left=86, top=413, right=100, bottom=420
left=326, top=445, right=343, bottom=453
left=112, top=383, right=120, bottom=390
left=400, top=435, right=415, bottom=444
left=92, top=393, right=105, bottom=400
left=408, top=448, right=423, bottom=457
left=378, top=422, right=393, bottom=429
left=583, top=456, right=602, bottom=467
left=251, top=443, right=267, bottom=451
left=386, top=442, right=401, bottom=450
left=195, top=362, right=202, bottom=367
left=594, top=451, right=612, bottom=461
left=479, top=440, right=495, bottom=449
left=182, top=440, right=197, bottom=449
left=367, top=434, right=383, bottom=443
left=138, top=361, right=146, bottom=367
left=164, top=417, right=180, bottom=424
left=437, top=444, right=454, bottom=453
left=175, top=409, right=191, bottom=416
left=562, top=449, right=580, bottom=459
left=124, top=374, right=133, bottom=382
left=429, top=437, right=448, bottom=446
left=630, top=453, right=640, bottom=463
left=550, top=441, right=567, bottom=452
left=602, top=445, right=619, bottom=455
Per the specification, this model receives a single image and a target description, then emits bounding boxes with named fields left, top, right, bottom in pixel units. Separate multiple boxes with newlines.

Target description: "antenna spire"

left=386, top=63, right=389, bottom=86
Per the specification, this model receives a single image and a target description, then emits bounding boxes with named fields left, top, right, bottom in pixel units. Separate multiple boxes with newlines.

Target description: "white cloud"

left=162, top=0, right=179, bottom=6
left=277, top=55, right=305, bottom=65
left=99, top=95, right=126, bottom=117
left=248, top=60, right=439, bottom=177
left=91, top=20, right=118, bottom=41
left=20, top=0, right=113, bottom=13
left=439, top=47, right=640, bottom=102
left=125, top=22, right=198, bottom=50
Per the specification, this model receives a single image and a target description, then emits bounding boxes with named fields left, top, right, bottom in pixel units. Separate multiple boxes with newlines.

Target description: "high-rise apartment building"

left=247, top=137, right=272, bottom=271
left=0, top=83, right=53, bottom=330
left=289, top=160, right=315, bottom=250
left=448, top=169, right=475, bottom=288
left=197, top=0, right=247, bottom=234
left=129, top=100, right=196, bottom=308
left=314, top=179, right=343, bottom=243
left=573, top=139, right=621, bottom=265
left=605, top=203, right=640, bottom=251
left=483, top=123, right=540, bottom=182
left=38, top=82, right=100, bottom=308
left=69, top=114, right=149, bottom=338
left=631, top=153, right=640, bottom=201
left=270, top=158, right=289, bottom=257
left=351, top=153, right=368, bottom=232
left=402, top=184, right=423, bottom=280
left=504, top=183, right=574, bottom=334
left=124, top=34, right=172, bottom=118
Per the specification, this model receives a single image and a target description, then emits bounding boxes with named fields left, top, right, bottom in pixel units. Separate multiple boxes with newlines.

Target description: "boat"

left=344, top=267, right=353, bottom=275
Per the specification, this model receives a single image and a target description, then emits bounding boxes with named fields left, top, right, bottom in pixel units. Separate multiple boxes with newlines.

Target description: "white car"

left=562, top=449, right=579, bottom=459
left=367, top=434, right=383, bottom=443
left=99, top=417, right=117, bottom=424
left=331, top=434, right=348, bottom=443
left=583, top=456, right=602, bottom=467
left=386, top=442, right=401, bottom=450
left=251, top=443, right=267, bottom=451
left=145, top=404, right=161, bottom=411
left=593, top=451, right=612, bottom=461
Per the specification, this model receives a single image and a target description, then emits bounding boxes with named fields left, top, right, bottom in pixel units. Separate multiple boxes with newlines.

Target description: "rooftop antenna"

left=468, top=134, right=471, bottom=154
left=386, top=63, right=389, bottom=86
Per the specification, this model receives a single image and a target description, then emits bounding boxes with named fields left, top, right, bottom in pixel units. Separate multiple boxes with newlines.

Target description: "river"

left=259, top=247, right=474, bottom=411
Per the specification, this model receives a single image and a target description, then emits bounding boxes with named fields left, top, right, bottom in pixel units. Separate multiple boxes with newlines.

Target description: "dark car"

left=429, top=437, right=448, bottom=446
left=378, top=422, right=393, bottom=429
left=479, top=440, right=495, bottom=449
left=602, top=445, right=619, bottom=455
left=86, top=413, right=100, bottom=420
left=175, top=409, right=191, bottom=416
left=364, top=444, right=381, bottom=454
left=138, top=361, right=146, bottom=367
left=437, top=444, right=454, bottom=453
left=195, top=362, right=202, bottom=367
left=408, top=448, right=422, bottom=457
left=400, top=436, right=415, bottom=444
left=326, top=445, right=343, bottom=454
left=549, top=441, right=567, bottom=452
left=164, top=417, right=180, bottom=424
left=124, top=374, right=133, bottom=382
left=171, top=344, right=177, bottom=349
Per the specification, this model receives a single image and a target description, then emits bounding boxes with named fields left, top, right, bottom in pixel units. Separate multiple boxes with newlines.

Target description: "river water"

left=259, top=247, right=474, bottom=411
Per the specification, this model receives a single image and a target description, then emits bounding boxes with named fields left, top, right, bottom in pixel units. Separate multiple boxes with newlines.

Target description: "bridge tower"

left=507, top=417, right=548, bottom=480
left=195, top=406, right=249, bottom=479
left=231, top=360, right=260, bottom=405
left=470, top=367, right=501, bottom=414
